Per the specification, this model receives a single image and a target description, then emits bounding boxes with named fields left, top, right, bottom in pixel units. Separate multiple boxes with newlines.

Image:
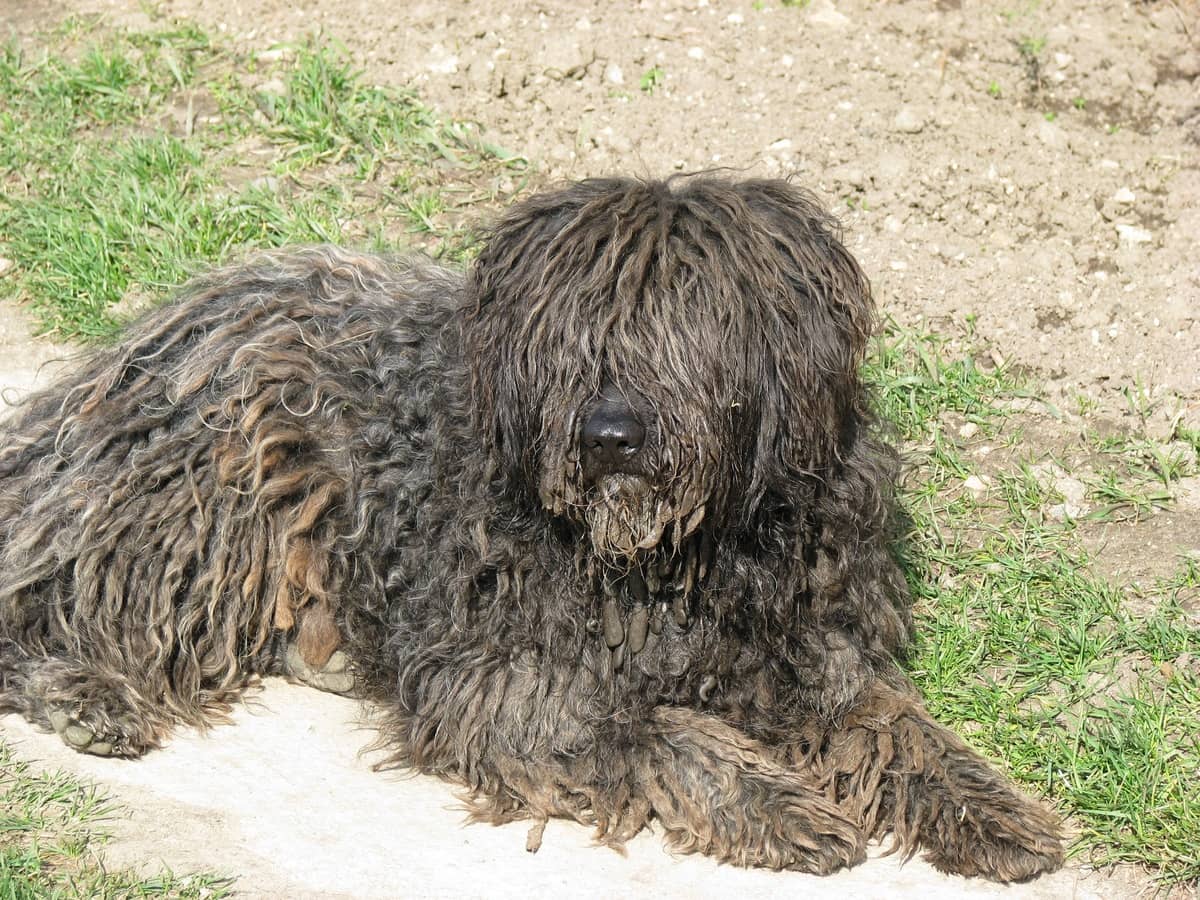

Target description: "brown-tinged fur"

left=0, top=177, right=1063, bottom=880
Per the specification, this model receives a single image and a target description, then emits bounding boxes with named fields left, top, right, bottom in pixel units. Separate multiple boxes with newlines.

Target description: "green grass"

left=0, top=742, right=232, bottom=898
left=638, top=65, right=664, bottom=94
left=866, top=324, right=1200, bottom=885
left=2, top=15, right=1199, bottom=891
left=0, top=19, right=527, bottom=339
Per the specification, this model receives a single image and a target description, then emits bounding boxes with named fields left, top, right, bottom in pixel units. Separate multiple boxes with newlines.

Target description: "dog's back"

left=0, top=247, right=459, bottom=754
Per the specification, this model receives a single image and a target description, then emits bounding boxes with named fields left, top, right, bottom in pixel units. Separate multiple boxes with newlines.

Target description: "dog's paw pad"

left=47, top=706, right=117, bottom=756
left=284, top=645, right=357, bottom=695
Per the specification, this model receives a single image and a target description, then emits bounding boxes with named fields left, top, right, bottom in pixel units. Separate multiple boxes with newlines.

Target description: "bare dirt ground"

left=2, top=0, right=1198, bottom=897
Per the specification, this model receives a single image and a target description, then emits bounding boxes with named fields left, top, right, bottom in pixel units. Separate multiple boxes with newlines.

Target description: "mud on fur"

left=0, top=176, right=1063, bottom=881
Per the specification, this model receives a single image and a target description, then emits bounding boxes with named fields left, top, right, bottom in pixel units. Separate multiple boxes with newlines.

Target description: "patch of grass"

left=1014, top=35, right=1046, bottom=92
left=639, top=65, right=664, bottom=94
left=0, top=23, right=528, bottom=339
left=987, top=80, right=1002, bottom=99
left=1079, top=419, right=1198, bottom=522
left=0, top=741, right=232, bottom=897
left=867, top=322, right=1200, bottom=886
left=1017, top=35, right=1047, bottom=57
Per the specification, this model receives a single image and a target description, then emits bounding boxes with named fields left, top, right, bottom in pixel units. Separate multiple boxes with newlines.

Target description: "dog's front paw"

left=762, top=779, right=867, bottom=874
left=655, top=766, right=866, bottom=874
left=922, top=790, right=1064, bottom=882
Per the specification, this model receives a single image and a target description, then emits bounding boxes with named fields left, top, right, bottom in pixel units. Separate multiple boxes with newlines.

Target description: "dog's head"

left=464, top=176, right=873, bottom=571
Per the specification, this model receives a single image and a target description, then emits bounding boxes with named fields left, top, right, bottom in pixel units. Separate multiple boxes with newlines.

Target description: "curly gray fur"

left=0, top=176, right=1062, bottom=881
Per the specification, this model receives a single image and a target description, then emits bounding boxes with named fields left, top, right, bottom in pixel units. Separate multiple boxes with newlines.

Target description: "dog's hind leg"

left=0, top=646, right=176, bottom=757
left=279, top=603, right=355, bottom=695
left=790, top=678, right=1064, bottom=882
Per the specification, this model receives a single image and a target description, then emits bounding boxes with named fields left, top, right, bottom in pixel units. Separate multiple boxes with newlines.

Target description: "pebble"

left=958, top=422, right=980, bottom=439
left=605, top=63, right=625, bottom=85
left=1115, top=224, right=1152, bottom=244
left=963, top=475, right=989, bottom=495
left=876, top=149, right=910, bottom=183
left=1032, top=118, right=1067, bottom=149
left=0, top=257, right=12, bottom=276
left=893, top=107, right=925, bottom=134
left=1111, top=187, right=1136, bottom=204
left=808, top=0, right=850, bottom=28
left=426, top=44, right=459, bottom=75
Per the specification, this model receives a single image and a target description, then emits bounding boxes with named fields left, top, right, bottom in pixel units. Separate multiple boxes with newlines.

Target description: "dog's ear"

left=463, top=180, right=627, bottom=484
left=726, top=179, right=877, bottom=504
left=733, top=179, right=874, bottom=376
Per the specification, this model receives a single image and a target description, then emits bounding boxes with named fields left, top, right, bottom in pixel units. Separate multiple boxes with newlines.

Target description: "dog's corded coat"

left=0, top=177, right=1063, bottom=880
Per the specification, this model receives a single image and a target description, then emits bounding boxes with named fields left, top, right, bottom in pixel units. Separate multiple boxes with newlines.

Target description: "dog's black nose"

left=582, top=396, right=646, bottom=467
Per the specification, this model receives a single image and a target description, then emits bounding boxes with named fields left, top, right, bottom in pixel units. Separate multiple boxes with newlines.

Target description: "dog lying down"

left=0, top=176, right=1063, bottom=881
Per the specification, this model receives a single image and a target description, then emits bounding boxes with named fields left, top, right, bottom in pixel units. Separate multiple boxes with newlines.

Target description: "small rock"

left=1176, top=51, right=1200, bottom=79
left=687, top=46, right=704, bottom=60
left=605, top=63, right=624, bottom=85
left=1175, top=477, right=1200, bottom=511
left=808, top=0, right=850, bottom=28
left=963, top=475, right=989, bottom=496
left=255, top=47, right=290, bottom=63
left=1111, top=187, right=1136, bottom=204
left=0, top=257, right=12, bottom=276
left=258, top=78, right=287, bottom=96
left=1115, top=224, right=1152, bottom=244
left=893, top=107, right=925, bottom=134
left=726, top=12, right=744, bottom=24
left=1032, top=118, right=1067, bottom=149
left=426, top=43, right=459, bottom=75
left=958, top=422, right=980, bottom=439
left=1046, top=504, right=1073, bottom=523
left=598, top=127, right=632, bottom=154
left=1030, top=463, right=1089, bottom=521
left=832, top=165, right=864, bottom=189
left=876, top=149, right=910, bottom=183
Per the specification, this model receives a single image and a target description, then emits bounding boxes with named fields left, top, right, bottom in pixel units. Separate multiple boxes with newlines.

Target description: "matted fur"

left=0, top=176, right=1063, bottom=880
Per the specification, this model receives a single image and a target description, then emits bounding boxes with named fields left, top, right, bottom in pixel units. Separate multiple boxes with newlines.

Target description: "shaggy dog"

left=0, top=176, right=1063, bottom=880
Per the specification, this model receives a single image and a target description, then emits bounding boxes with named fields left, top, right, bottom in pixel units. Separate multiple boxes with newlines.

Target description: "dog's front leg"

left=392, top=657, right=863, bottom=873
left=637, top=706, right=866, bottom=873
left=789, top=677, right=1064, bottom=882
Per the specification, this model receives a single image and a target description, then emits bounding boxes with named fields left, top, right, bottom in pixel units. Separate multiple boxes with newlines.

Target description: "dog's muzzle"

left=581, top=385, right=646, bottom=474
